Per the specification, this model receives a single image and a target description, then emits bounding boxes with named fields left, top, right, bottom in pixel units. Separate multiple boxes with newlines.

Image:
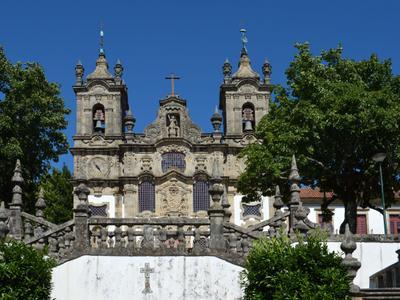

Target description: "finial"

left=341, top=224, right=361, bottom=293
left=35, top=187, right=46, bottom=219
left=124, top=109, right=136, bottom=134
left=11, top=160, right=23, bottom=207
left=12, top=159, right=24, bottom=184
left=262, top=58, right=271, bottom=84
left=211, top=106, right=223, bottom=133
left=75, top=60, right=84, bottom=85
left=114, top=59, right=124, bottom=80
left=289, top=155, right=300, bottom=182
left=240, top=28, right=248, bottom=54
left=223, top=59, right=232, bottom=80
left=273, top=185, right=284, bottom=210
left=99, top=23, right=105, bottom=55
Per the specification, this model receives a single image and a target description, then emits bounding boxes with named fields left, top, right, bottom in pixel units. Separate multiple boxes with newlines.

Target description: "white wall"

left=88, top=195, right=116, bottom=217
left=327, top=242, right=400, bottom=288
left=52, top=256, right=244, bottom=300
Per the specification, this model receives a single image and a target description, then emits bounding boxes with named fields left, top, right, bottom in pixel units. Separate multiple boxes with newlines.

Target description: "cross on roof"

left=165, top=73, right=180, bottom=96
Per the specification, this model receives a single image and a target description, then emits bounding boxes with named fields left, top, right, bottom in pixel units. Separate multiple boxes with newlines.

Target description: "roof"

left=300, top=187, right=333, bottom=199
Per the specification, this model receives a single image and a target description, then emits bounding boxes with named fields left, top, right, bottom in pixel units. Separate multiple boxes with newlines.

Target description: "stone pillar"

left=341, top=224, right=361, bottom=294
left=8, top=160, right=24, bottom=240
left=208, top=158, right=226, bottom=251
left=123, top=184, right=137, bottom=217
left=73, top=183, right=90, bottom=253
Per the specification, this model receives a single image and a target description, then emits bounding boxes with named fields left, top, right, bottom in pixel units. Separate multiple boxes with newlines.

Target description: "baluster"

left=58, top=234, right=66, bottom=258
left=241, top=236, right=249, bottom=255
left=107, top=229, right=115, bottom=248
left=49, top=234, right=59, bottom=258
left=100, top=227, right=108, bottom=248
left=114, top=226, right=122, bottom=248
left=24, top=221, right=33, bottom=241
left=127, top=226, right=136, bottom=249
left=158, top=226, right=167, bottom=249
left=64, top=227, right=73, bottom=252
left=229, top=232, right=237, bottom=253
left=177, top=226, right=186, bottom=252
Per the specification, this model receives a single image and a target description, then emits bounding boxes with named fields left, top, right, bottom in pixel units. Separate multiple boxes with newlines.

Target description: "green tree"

left=238, top=43, right=400, bottom=233
left=0, top=46, right=70, bottom=211
left=0, top=240, right=56, bottom=300
left=241, top=233, right=350, bottom=300
left=40, top=165, right=73, bottom=224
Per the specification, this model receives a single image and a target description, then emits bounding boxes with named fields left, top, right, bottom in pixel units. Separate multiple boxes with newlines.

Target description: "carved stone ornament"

left=157, top=178, right=190, bottom=216
left=122, top=152, right=136, bottom=176
left=233, top=134, right=259, bottom=146
left=75, top=156, right=88, bottom=179
left=238, top=84, right=256, bottom=93
left=81, top=135, right=113, bottom=146
left=195, top=156, right=207, bottom=172
left=141, top=156, right=153, bottom=173
left=88, top=157, right=110, bottom=178
left=158, top=145, right=189, bottom=155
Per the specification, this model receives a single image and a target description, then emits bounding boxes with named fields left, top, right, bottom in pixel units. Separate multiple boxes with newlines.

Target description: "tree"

left=0, top=240, right=56, bottom=299
left=0, top=46, right=70, bottom=211
left=241, top=233, right=350, bottom=299
left=238, top=43, right=400, bottom=233
left=40, top=165, right=73, bottom=224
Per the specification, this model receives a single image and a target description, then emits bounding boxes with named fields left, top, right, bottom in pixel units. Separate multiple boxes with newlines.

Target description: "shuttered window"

left=356, top=214, right=367, bottom=234
left=193, top=179, right=209, bottom=212
left=139, top=178, right=155, bottom=212
left=389, top=214, right=400, bottom=234
left=162, top=152, right=186, bottom=172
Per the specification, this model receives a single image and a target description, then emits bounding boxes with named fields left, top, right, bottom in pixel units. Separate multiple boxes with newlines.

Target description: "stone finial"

left=223, top=59, right=232, bottom=82
left=124, top=109, right=136, bottom=134
left=210, top=106, right=223, bottom=133
left=35, top=187, right=46, bottom=219
left=74, top=183, right=90, bottom=207
left=87, top=52, right=113, bottom=80
left=209, top=157, right=224, bottom=209
left=114, top=59, right=124, bottom=80
left=262, top=58, right=271, bottom=84
left=273, top=185, right=284, bottom=210
left=75, top=60, right=84, bottom=85
left=289, top=155, right=300, bottom=182
left=341, top=224, right=361, bottom=293
left=0, top=201, right=9, bottom=239
left=11, top=160, right=23, bottom=207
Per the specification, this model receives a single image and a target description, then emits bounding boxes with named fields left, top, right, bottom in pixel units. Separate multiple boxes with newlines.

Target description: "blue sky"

left=1, top=0, right=400, bottom=170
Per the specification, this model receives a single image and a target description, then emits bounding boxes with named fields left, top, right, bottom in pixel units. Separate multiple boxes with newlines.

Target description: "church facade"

left=71, top=43, right=272, bottom=224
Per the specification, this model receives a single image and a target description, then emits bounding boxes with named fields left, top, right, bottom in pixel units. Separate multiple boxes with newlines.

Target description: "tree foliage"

left=241, top=233, right=350, bottom=300
left=0, top=46, right=70, bottom=211
left=0, top=240, right=56, bottom=300
left=40, top=165, right=73, bottom=224
left=238, top=43, right=400, bottom=233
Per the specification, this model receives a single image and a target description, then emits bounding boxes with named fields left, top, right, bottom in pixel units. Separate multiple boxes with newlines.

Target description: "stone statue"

left=167, top=115, right=179, bottom=138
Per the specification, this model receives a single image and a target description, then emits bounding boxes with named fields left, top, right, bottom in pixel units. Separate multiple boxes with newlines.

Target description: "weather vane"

left=99, top=22, right=104, bottom=54
left=240, top=28, right=248, bottom=53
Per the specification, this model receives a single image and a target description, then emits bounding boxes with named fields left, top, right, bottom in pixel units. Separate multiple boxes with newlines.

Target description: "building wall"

left=51, top=256, right=244, bottom=300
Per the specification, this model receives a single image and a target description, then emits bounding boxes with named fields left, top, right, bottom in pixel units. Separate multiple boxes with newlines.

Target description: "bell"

left=95, top=120, right=103, bottom=131
left=244, top=120, right=253, bottom=131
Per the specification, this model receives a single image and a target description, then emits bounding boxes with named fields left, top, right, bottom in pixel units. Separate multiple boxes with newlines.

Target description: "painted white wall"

left=88, top=195, right=116, bottom=217
left=51, top=256, right=244, bottom=300
left=327, top=242, right=400, bottom=288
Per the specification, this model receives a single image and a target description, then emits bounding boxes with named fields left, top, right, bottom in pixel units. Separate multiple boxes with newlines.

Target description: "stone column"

left=73, top=183, right=90, bottom=253
left=8, top=160, right=24, bottom=240
left=208, top=158, right=226, bottom=251
left=123, top=184, right=137, bottom=217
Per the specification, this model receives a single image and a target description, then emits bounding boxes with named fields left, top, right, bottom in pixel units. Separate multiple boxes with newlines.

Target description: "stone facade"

left=71, top=46, right=271, bottom=220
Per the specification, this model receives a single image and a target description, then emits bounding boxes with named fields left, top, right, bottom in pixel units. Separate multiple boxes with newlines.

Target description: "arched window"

left=242, top=102, right=255, bottom=132
left=161, top=152, right=186, bottom=172
left=93, top=103, right=105, bottom=133
left=193, top=176, right=210, bottom=212
left=138, top=176, right=155, bottom=212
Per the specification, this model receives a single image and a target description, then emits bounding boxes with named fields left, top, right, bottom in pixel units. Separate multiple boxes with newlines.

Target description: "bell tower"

left=219, top=29, right=271, bottom=137
left=73, top=31, right=128, bottom=138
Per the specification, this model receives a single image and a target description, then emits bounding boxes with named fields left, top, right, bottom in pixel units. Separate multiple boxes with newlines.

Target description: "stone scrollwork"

left=141, top=156, right=153, bottom=173
left=158, top=145, right=189, bottom=155
left=157, top=179, right=190, bottom=216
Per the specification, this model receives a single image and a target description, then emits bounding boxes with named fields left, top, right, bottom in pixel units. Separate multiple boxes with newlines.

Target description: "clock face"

left=89, top=157, right=108, bottom=178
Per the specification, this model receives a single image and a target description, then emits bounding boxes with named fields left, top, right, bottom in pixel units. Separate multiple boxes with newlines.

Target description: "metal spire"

left=99, top=23, right=105, bottom=55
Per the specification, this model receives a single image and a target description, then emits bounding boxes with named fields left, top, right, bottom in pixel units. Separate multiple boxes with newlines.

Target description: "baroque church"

left=71, top=31, right=272, bottom=225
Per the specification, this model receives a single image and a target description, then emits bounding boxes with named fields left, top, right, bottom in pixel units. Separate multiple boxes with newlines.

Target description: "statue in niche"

left=167, top=114, right=180, bottom=137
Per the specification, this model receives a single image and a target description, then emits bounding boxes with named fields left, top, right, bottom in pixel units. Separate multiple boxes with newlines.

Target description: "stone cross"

left=140, top=263, right=154, bottom=294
